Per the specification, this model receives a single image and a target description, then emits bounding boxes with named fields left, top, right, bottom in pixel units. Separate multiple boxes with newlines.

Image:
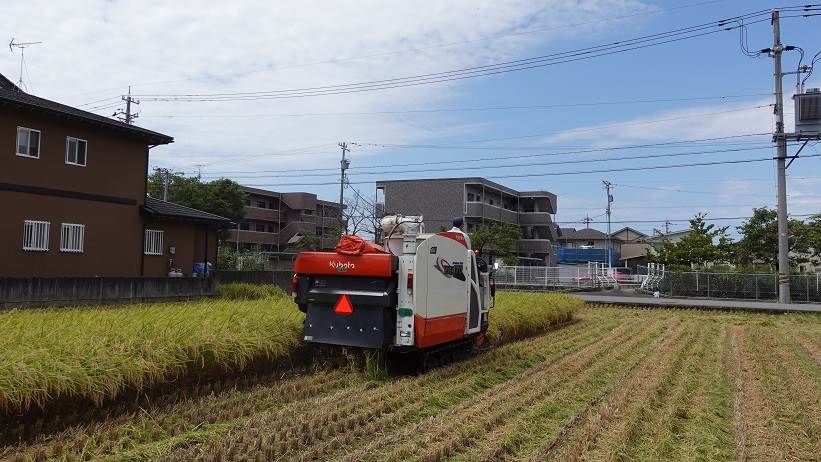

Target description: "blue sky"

left=3, top=0, right=819, bottom=237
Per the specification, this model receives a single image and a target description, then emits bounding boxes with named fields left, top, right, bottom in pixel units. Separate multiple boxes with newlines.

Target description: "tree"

left=805, top=214, right=821, bottom=265
left=204, top=178, right=247, bottom=223
left=470, top=223, right=522, bottom=265
left=735, top=207, right=810, bottom=269
left=147, top=172, right=246, bottom=223
left=290, top=227, right=344, bottom=251
left=650, top=213, right=733, bottom=267
left=343, top=189, right=379, bottom=238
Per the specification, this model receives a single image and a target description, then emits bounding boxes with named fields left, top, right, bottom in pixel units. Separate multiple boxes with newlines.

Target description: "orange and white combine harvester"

left=292, top=215, right=494, bottom=364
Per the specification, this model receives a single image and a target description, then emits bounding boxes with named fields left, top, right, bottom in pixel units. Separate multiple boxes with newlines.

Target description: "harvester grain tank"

left=292, top=215, right=494, bottom=361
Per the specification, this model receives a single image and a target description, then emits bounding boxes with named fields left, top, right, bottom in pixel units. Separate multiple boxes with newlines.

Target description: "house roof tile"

left=143, top=196, right=232, bottom=225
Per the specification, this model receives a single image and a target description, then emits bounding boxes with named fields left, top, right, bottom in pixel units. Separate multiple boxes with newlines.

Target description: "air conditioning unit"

left=794, top=88, right=821, bottom=135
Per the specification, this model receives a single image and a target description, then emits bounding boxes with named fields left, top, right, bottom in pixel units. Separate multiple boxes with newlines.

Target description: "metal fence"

left=495, top=264, right=821, bottom=303
left=494, top=264, right=608, bottom=290
left=651, top=271, right=821, bottom=303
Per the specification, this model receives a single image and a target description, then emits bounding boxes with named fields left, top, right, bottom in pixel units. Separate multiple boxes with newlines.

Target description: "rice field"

left=0, top=289, right=579, bottom=418
left=1, top=302, right=818, bottom=461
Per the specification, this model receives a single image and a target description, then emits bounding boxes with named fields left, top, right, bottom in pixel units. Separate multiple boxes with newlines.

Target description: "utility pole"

left=603, top=180, right=613, bottom=268
left=113, top=86, right=140, bottom=124
left=338, top=142, right=350, bottom=231
left=771, top=10, right=791, bottom=304
left=154, top=167, right=170, bottom=201
left=582, top=214, right=592, bottom=229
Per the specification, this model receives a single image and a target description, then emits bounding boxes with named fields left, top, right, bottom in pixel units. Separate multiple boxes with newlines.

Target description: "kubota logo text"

left=330, top=260, right=356, bottom=272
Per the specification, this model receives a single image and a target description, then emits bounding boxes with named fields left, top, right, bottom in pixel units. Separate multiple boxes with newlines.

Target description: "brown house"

left=0, top=73, right=229, bottom=277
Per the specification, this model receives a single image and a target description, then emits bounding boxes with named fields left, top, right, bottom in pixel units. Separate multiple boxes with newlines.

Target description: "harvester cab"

left=292, top=215, right=494, bottom=355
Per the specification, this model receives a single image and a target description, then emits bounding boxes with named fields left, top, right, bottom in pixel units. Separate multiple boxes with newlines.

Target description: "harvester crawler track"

left=419, top=336, right=476, bottom=371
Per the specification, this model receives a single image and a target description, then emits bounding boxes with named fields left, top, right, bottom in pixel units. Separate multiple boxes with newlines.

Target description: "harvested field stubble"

left=1, top=303, right=819, bottom=462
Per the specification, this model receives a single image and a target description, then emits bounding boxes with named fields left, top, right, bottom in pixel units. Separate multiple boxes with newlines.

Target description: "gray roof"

left=240, top=185, right=341, bottom=209
left=376, top=177, right=555, bottom=200
left=0, top=73, right=173, bottom=145
left=613, top=226, right=648, bottom=238
left=242, top=185, right=282, bottom=198
left=558, top=227, right=621, bottom=241
left=143, top=197, right=232, bottom=225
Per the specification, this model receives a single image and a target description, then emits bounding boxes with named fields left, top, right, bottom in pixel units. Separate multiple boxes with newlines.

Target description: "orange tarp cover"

left=335, top=235, right=385, bottom=255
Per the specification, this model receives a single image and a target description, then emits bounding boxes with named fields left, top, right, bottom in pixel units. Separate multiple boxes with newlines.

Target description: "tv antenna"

left=8, top=38, right=42, bottom=91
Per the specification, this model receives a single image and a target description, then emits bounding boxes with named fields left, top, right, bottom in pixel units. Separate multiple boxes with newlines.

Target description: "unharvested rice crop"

left=0, top=296, right=304, bottom=414
left=2, top=305, right=818, bottom=462
left=488, top=291, right=578, bottom=344
left=217, top=283, right=286, bottom=300
left=0, top=290, right=578, bottom=417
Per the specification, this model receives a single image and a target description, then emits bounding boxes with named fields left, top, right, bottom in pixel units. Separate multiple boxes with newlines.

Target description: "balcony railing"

left=517, top=239, right=553, bottom=253
left=465, top=202, right=519, bottom=223
left=243, top=207, right=280, bottom=221
left=518, top=212, right=553, bottom=225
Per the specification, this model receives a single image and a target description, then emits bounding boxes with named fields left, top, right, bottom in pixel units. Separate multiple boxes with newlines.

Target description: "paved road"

left=578, top=293, right=821, bottom=313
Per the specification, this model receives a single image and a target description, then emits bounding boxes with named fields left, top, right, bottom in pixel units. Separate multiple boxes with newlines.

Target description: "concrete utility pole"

left=771, top=10, right=791, bottom=304
left=603, top=180, right=613, bottom=268
left=113, top=86, right=140, bottom=124
left=338, top=142, right=350, bottom=230
left=154, top=167, right=170, bottom=201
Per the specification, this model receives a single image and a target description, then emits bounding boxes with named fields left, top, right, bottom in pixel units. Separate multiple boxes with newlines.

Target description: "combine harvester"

left=292, top=215, right=495, bottom=368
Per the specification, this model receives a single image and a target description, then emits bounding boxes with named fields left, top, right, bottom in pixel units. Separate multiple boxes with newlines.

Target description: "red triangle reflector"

left=333, top=294, right=354, bottom=315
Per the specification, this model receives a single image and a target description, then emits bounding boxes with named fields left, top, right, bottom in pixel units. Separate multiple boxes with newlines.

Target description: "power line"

left=131, top=11, right=817, bottom=102
left=240, top=153, right=821, bottom=187
left=206, top=137, right=799, bottom=177
left=72, top=0, right=731, bottom=105
left=561, top=203, right=778, bottom=210
left=203, top=145, right=777, bottom=180
left=198, top=133, right=774, bottom=174
left=554, top=213, right=816, bottom=225
left=127, top=7, right=811, bottom=102
left=360, top=106, right=773, bottom=148
left=137, top=92, right=772, bottom=118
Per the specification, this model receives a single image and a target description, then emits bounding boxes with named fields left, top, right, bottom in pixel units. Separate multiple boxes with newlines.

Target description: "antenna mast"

left=8, top=38, right=42, bottom=91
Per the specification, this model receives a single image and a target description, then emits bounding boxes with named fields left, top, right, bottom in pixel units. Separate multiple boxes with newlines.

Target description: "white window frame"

left=23, top=220, right=50, bottom=251
left=65, top=136, right=88, bottom=167
left=60, top=223, right=85, bottom=253
left=144, top=229, right=164, bottom=255
left=16, top=126, right=41, bottom=159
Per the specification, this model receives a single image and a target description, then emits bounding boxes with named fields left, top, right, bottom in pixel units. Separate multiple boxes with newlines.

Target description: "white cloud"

left=1, top=0, right=653, bottom=186
left=547, top=100, right=775, bottom=144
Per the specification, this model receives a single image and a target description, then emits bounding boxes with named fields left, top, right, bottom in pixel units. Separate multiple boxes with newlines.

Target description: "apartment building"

left=375, top=178, right=559, bottom=265
left=0, top=72, right=230, bottom=277
left=225, top=186, right=344, bottom=252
